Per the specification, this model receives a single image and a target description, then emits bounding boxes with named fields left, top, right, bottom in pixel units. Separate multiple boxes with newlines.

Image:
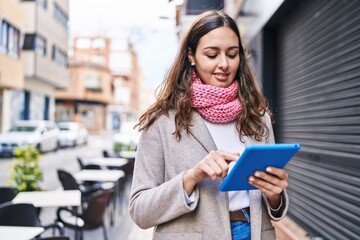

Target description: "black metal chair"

left=0, top=202, right=64, bottom=237
left=80, top=155, right=122, bottom=225
left=57, top=190, right=113, bottom=240
left=57, top=169, right=100, bottom=206
left=76, top=157, right=103, bottom=188
left=0, top=186, right=17, bottom=204
left=116, top=152, right=135, bottom=182
left=102, top=150, right=111, bottom=158
left=57, top=169, right=116, bottom=226
left=75, top=158, right=115, bottom=191
left=77, top=157, right=101, bottom=170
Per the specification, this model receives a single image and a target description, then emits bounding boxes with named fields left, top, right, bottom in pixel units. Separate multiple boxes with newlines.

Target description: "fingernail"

left=266, top=167, right=272, bottom=172
left=249, top=176, right=254, bottom=182
left=255, top=171, right=260, bottom=177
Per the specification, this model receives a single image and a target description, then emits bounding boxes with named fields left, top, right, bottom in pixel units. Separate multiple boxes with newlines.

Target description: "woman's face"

left=188, top=26, right=240, bottom=88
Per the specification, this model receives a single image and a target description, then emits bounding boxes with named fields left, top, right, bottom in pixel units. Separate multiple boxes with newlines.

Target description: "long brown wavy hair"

left=137, top=10, right=271, bottom=141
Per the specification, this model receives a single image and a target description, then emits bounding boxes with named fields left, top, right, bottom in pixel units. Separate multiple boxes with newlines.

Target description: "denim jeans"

left=231, top=221, right=251, bottom=240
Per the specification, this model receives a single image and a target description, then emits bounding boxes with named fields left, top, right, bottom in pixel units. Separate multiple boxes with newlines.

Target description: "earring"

left=191, top=62, right=195, bottom=66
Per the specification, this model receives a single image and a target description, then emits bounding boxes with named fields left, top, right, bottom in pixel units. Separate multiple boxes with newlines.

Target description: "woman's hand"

left=248, top=167, right=288, bottom=209
left=183, top=150, right=239, bottom=195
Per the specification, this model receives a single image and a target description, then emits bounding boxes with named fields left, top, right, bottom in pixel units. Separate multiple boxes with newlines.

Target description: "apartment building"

left=110, top=40, right=142, bottom=129
left=55, top=36, right=113, bottom=132
left=19, top=0, right=69, bottom=122
left=0, top=0, right=25, bottom=132
left=55, top=36, right=142, bottom=132
left=0, top=0, right=69, bottom=132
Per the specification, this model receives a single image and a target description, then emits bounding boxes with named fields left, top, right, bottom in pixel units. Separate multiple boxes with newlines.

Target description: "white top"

left=204, top=120, right=250, bottom=211
left=0, top=226, right=44, bottom=240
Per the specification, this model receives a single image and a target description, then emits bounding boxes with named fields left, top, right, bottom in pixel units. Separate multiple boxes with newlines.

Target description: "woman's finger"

left=266, top=167, right=288, bottom=180
left=249, top=176, right=283, bottom=194
left=216, top=150, right=240, bottom=162
left=253, top=171, right=288, bottom=189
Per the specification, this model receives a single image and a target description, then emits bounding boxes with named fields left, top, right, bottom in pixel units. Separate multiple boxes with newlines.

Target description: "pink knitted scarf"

left=191, top=72, right=242, bottom=123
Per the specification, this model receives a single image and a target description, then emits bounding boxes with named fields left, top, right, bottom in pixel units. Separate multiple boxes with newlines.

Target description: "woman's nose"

left=218, top=55, right=229, bottom=70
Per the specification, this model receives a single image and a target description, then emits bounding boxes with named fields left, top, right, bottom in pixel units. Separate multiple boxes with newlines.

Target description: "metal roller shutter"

left=275, top=0, right=360, bottom=239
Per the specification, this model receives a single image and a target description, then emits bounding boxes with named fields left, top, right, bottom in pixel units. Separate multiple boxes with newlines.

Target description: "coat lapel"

left=188, top=111, right=217, bottom=153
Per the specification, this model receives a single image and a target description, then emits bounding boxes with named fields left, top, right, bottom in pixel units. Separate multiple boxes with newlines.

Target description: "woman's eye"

left=207, top=55, right=217, bottom=59
left=228, top=53, right=238, bottom=59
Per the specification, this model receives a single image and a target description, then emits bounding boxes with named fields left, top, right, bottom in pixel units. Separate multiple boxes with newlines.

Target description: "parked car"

left=0, top=120, right=60, bottom=156
left=113, top=121, right=139, bottom=153
left=57, top=122, right=88, bottom=148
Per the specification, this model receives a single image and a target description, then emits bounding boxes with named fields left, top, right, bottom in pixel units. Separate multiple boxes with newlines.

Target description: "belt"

left=229, top=207, right=250, bottom=222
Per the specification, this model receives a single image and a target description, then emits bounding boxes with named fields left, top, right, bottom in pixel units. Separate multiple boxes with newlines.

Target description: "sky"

left=69, top=0, right=181, bottom=88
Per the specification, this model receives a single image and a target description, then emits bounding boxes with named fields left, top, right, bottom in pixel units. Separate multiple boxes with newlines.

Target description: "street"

left=0, top=132, right=149, bottom=240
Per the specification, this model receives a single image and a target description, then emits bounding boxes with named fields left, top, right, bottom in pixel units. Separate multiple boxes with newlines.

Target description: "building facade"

left=20, top=0, right=69, bottom=121
left=55, top=36, right=141, bottom=132
left=0, top=0, right=25, bottom=132
left=55, top=37, right=114, bottom=132
left=0, top=0, right=69, bottom=132
left=109, top=39, right=142, bottom=130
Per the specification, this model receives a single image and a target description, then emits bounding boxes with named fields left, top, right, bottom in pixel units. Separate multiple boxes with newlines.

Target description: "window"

left=37, top=0, right=47, bottom=9
left=76, top=38, right=91, bottom=49
left=0, top=21, right=9, bottom=53
left=91, top=55, right=106, bottom=65
left=35, top=35, right=46, bottom=56
left=36, top=0, right=47, bottom=9
left=52, top=45, right=68, bottom=67
left=185, top=0, right=224, bottom=15
left=0, top=20, right=21, bottom=58
left=85, top=73, right=102, bottom=91
left=23, top=33, right=35, bottom=49
left=8, top=25, right=20, bottom=58
left=92, top=38, right=105, bottom=49
left=22, top=0, right=47, bottom=9
left=23, top=33, right=47, bottom=56
left=53, top=3, right=68, bottom=28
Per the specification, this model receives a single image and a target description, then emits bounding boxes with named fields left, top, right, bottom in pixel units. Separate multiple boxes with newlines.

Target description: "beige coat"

left=129, top=110, right=288, bottom=240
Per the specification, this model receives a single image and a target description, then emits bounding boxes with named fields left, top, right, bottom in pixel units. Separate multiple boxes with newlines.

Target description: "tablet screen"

left=219, top=143, right=301, bottom=191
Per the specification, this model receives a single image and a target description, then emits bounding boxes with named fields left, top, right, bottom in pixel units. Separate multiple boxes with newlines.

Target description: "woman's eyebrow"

left=202, top=46, right=239, bottom=50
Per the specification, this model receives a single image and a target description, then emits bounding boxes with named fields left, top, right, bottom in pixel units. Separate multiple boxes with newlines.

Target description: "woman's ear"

left=187, top=48, right=195, bottom=66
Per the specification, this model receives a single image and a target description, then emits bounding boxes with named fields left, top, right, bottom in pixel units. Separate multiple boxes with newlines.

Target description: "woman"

left=129, top=10, right=289, bottom=240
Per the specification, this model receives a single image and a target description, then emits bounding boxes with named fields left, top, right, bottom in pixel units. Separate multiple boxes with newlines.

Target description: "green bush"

left=7, top=145, right=43, bottom=193
left=113, top=142, right=137, bottom=153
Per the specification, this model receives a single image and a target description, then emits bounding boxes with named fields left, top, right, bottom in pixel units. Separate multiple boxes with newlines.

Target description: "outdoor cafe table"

left=0, top=226, right=44, bottom=240
left=74, top=169, right=125, bottom=183
left=118, top=151, right=136, bottom=160
left=12, top=190, right=81, bottom=240
left=74, top=170, right=125, bottom=198
left=12, top=190, right=81, bottom=208
left=87, top=157, right=128, bottom=168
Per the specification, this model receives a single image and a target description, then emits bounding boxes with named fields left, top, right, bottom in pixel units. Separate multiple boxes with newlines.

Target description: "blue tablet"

left=219, top=143, right=301, bottom=191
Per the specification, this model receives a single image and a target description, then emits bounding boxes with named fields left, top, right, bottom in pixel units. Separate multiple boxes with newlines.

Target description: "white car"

left=0, top=120, right=60, bottom=156
left=113, top=121, right=140, bottom=152
left=57, top=122, right=88, bottom=148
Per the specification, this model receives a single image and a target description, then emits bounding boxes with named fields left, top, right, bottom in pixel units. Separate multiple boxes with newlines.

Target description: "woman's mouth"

left=213, top=73, right=229, bottom=81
